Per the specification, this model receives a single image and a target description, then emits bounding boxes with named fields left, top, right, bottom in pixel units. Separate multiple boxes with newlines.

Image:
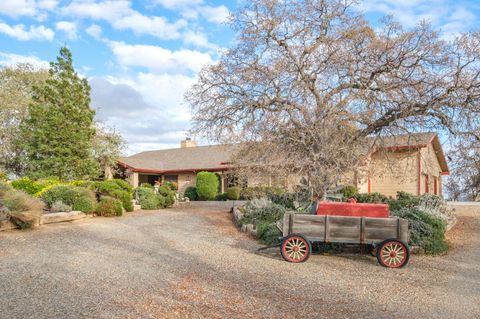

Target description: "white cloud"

left=0, top=52, right=49, bottom=68
left=0, top=0, right=58, bottom=19
left=112, top=12, right=187, bottom=40
left=152, top=0, right=230, bottom=24
left=55, top=21, right=77, bottom=40
left=85, top=24, right=102, bottom=39
left=90, top=76, right=194, bottom=153
left=199, top=5, right=230, bottom=24
left=0, top=22, right=54, bottom=41
left=183, top=30, right=219, bottom=50
left=62, top=0, right=186, bottom=40
left=108, top=41, right=212, bottom=73
left=359, top=0, right=478, bottom=38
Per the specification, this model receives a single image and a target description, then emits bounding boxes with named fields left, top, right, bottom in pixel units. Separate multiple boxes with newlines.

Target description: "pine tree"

left=16, top=46, right=100, bottom=180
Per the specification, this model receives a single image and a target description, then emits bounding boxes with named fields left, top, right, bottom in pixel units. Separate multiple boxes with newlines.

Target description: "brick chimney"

left=180, top=137, right=197, bottom=148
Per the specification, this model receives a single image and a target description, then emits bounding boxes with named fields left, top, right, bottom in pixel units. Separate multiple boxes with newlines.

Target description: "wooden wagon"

left=280, top=213, right=410, bottom=268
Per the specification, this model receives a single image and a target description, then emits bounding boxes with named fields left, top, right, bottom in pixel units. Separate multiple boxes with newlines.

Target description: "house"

left=118, top=133, right=449, bottom=197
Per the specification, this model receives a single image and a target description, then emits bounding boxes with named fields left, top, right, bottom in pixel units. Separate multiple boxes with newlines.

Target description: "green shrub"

left=140, top=183, right=153, bottom=189
left=240, top=186, right=285, bottom=200
left=11, top=177, right=41, bottom=195
left=51, top=201, right=72, bottom=213
left=158, top=185, right=175, bottom=207
left=96, top=197, right=123, bottom=217
left=93, top=180, right=133, bottom=212
left=164, top=181, right=178, bottom=191
left=184, top=186, right=198, bottom=201
left=0, top=182, right=12, bottom=197
left=196, top=172, right=218, bottom=200
left=340, top=185, right=358, bottom=199
left=241, top=199, right=286, bottom=225
left=3, top=190, right=45, bottom=213
left=0, top=171, right=6, bottom=181
left=354, top=192, right=390, bottom=203
left=111, top=179, right=133, bottom=194
left=70, top=180, right=93, bottom=188
left=215, top=193, right=228, bottom=201
left=136, top=187, right=167, bottom=209
left=226, top=187, right=241, bottom=200
left=256, top=221, right=281, bottom=245
left=41, top=185, right=96, bottom=213
left=392, top=207, right=448, bottom=255
left=110, top=189, right=134, bottom=212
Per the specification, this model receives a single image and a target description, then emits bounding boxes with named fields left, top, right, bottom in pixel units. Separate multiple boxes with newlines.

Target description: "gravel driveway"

left=0, top=203, right=478, bottom=319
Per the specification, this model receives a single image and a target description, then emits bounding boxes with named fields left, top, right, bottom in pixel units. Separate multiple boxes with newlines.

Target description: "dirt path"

left=0, top=204, right=478, bottom=319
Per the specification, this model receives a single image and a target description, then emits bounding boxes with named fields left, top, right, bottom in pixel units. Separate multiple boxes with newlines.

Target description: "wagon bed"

left=280, top=213, right=410, bottom=268
left=282, top=213, right=409, bottom=244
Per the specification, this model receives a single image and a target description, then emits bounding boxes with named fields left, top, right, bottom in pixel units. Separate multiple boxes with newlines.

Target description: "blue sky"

left=1, top=0, right=479, bottom=154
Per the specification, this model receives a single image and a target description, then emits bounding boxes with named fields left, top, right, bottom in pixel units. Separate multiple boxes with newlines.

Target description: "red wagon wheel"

left=281, top=234, right=311, bottom=263
left=376, top=239, right=410, bottom=268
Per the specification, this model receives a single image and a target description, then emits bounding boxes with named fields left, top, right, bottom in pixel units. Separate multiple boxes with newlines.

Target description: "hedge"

left=184, top=186, right=198, bottom=201
left=41, top=185, right=96, bottom=213
left=196, top=172, right=218, bottom=200
left=226, top=187, right=241, bottom=200
left=96, top=197, right=123, bottom=217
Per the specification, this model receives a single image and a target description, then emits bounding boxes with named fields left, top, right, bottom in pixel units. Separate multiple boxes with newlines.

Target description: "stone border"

left=231, top=206, right=257, bottom=238
left=0, top=211, right=88, bottom=232
left=40, top=211, right=87, bottom=225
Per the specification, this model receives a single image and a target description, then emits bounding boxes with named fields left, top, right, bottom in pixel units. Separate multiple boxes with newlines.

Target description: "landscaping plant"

left=3, top=190, right=44, bottom=229
left=195, top=172, right=218, bottom=200
left=51, top=201, right=72, bottom=213
left=226, top=187, right=241, bottom=200
left=184, top=186, right=198, bottom=201
left=41, top=185, right=96, bottom=213
left=96, top=197, right=123, bottom=217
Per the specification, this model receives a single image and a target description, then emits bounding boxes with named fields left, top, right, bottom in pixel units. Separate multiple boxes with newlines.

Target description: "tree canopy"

left=186, top=0, right=480, bottom=197
left=16, top=47, right=99, bottom=180
left=0, top=64, right=48, bottom=173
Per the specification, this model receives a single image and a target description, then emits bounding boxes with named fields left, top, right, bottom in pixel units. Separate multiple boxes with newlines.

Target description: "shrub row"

left=135, top=186, right=175, bottom=210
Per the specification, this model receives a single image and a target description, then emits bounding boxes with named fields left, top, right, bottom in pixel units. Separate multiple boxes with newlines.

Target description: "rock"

left=40, top=211, right=86, bottom=225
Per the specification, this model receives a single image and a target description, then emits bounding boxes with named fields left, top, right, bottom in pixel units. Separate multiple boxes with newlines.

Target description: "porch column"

left=221, top=173, right=225, bottom=193
left=128, top=172, right=139, bottom=188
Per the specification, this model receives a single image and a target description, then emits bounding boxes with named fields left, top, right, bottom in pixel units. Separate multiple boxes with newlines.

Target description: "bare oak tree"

left=186, top=0, right=480, bottom=198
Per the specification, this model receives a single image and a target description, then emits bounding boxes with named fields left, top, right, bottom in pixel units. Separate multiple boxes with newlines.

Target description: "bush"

left=4, top=190, right=45, bottom=213
left=241, top=199, right=286, bottom=225
left=0, top=171, right=6, bottom=181
left=164, top=181, right=178, bottom=191
left=184, top=186, right=198, bottom=201
left=256, top=221, right=282, bottom=245
left=41, top=185, right=96, bottom=213
left=93, top=180, right=133, bottom=212
left=392, top=207, right=448, bottom=255
left=111, top=179, right=133, bottom=194
left=226, top=187, right=241, bottom=200
left=136, top=187, right=167, bottom=209
left=340, top=185, right=358, bottom=199
left=158, top=185, right=175, bottom=207
left=140, top=183, right=153, bottom=189
left=96, top=197, right=123, bottom=217
left=196, top=172, right=219, bottom=200
left=354, top=192, right=390, bottom=203
left=110, top=189, right=134, bottom=212
left=0, top=182, right=12, bottom=197
left=51, top=201, right=72, bottom=213
left=215, top=193, right=228, bottom=201
left=11, top=177, right=40, bottom=195
left=240, top=186, right=284, bottom=200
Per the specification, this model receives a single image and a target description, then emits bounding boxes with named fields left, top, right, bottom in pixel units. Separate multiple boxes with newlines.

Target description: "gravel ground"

left=0, top=204, right=478, bottom=319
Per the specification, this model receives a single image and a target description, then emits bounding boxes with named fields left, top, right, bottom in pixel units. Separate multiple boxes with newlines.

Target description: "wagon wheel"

left=281, top=234, right=311, bottom=263
left=376, top=239, right=410, bottom=268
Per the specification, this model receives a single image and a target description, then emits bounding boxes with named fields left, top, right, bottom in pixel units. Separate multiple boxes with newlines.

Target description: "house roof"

left=119, top=144, right=239, bottom=173
left=119, top=132, right=449, bottom=174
